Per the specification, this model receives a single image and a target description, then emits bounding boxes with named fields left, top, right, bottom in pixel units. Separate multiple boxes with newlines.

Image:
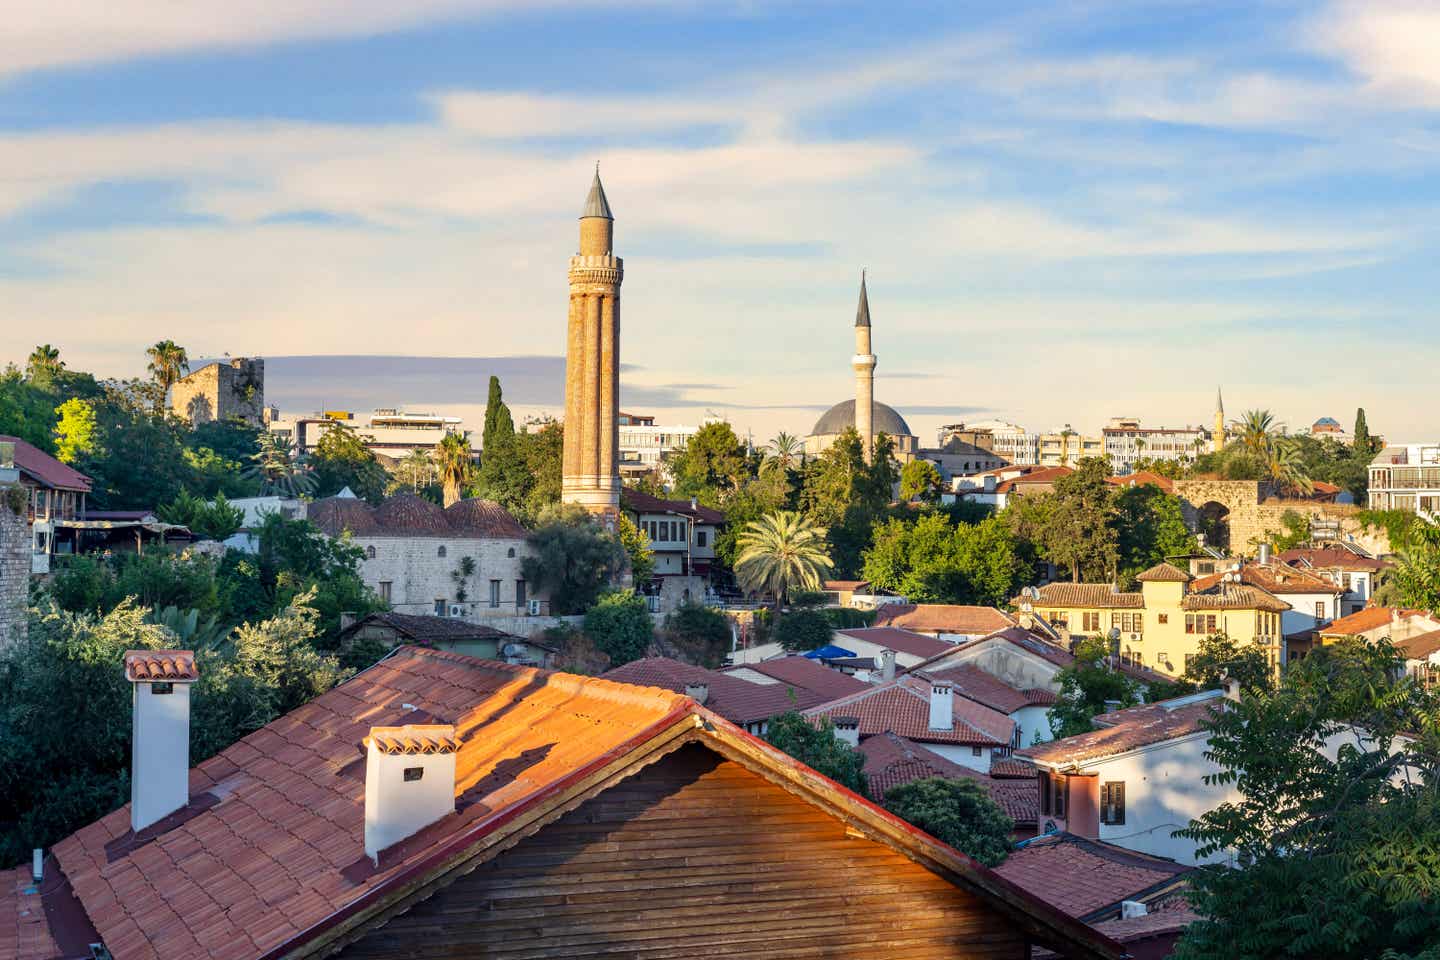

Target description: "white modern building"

left=1102, top=418, right=1210, bottom=476
left=1368, top=443, right=1440, bottom=518
left=267, top=408, right=474, bottom=460
left=620, top=489, right=722, bottom=612
left=617, top=412, right=709, bottom=478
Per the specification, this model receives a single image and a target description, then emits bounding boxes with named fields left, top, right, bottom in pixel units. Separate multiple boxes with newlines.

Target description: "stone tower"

left=853, top=272, right=877, bottom=462
left=561, top=167, right=623, bottom=520
left=1212, top=387, right=1225, bottom=454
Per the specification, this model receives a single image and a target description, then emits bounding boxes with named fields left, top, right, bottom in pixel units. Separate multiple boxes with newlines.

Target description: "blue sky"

left=2, top=0, right=1438, bottom=443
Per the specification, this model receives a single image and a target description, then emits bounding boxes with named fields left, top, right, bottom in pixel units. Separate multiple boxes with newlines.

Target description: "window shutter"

left=1102, top=781, right=1126, bottom=825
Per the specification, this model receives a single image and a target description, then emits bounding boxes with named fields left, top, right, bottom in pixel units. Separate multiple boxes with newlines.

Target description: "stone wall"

left=0, top=486, right=29, bottom=651
left=170, top=357, right=265, bottom=426
left=1172, top=479, right=1384, bottom=554
left=354, top=534, right=543, bottom=622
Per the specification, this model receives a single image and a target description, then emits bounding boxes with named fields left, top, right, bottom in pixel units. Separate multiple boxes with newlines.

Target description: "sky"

left=2, top=0, right=1439, bottom=446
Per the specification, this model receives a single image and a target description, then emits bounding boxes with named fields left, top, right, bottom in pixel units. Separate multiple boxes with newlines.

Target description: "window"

left=489, top=579, right=501, bottom=608
left=434, top=599, right=447, bottom=615
left=366, top=545, right=376, bottom=559
left=378, top=581, right=392, bottom=603
left=971, top=746, right=982, bottom=757
left=1158, top=613, right=1168, bottom=625
left=696, top=530, right=707, bottom=548
left=507, top=547, right=516, bottom=558
left=151, top=682, right=174, bottom=695
left=1101, top=782, right=1125, bottom=825
left=437, top=545, right=447, bottom=558
left=403, top=767, right=424, bottom=782
left=1315, top=602, right=1326, bottom=621
left=1039, top=772, right=1052, bottom=815
left=1052, top=776, right=1066, bottom=818
left=516, top=579, right=527, bottom=608
left=1083, top=611, right=1101, bottom=632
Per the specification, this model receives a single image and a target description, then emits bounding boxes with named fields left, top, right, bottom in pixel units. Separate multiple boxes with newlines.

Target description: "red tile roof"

left=123, top=650, right=198, bottom=682
left=871, top=604, right=1015, bottom=635
left=1106, top=471, right=1175, bottom=494
left=989, top=758, right=1040, bottom=778
left=1134, top=561, right=1191, bottom=583
left=859, top=732, right=1039, bottom=824
left=362, top=724, right=461, bottom=754
left=1090, top=896, right=1197, bottom=944
left=723, top=656, right=869, bottom=701
left=996, top=466, right=1073, bottom=493
left=1397, top=628, right=1440, bottom=660
left=1277, top=547, right=1385, bottom=573
left=805, top=674, right=1015, bottom=747
left=1321, top=606, right=1432, bottom=637
left=16, top=646, right=1125, bottom=960
left=308, top=495, right=527, bottom=539
left=823, top=579, right=870, bottom=592
left=0, top=435, right=91, bottom=493
left=834, top=626, right=954, bottom=659
left=1181, top=582, right=1290, bottom=613
left=924, top=663, right=1037, bottom=715
left=0, top=865, right=62, bottom=960
left=1192, top=561, right=1340, bottom=596
left=603, top=657, right=823, bottom=723
left=1029, top=583, right=1145, bottom=609
left=620, top=489, right=724, bottom=524
left=1019, top=692, right=1229, bottom=768
left=996, top=833, right=1190, bottom=920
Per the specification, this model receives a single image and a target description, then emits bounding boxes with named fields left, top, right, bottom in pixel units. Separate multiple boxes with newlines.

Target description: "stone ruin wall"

left=1172, top=478, right=1388, bottom=555
left=171, top=358, right=265, bottom=426
left=0, top=485, right=28, bottom=651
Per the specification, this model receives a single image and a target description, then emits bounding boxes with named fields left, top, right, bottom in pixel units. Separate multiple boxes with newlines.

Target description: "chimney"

left=832, top=716, right=860, bottom=747
left=983, top=474, right=997, bottom=493
left=1258, top=543, right=1272, bottom=566
left=684, top=682, right=710, bottom=705
left=690, top=497, right=698, bottom=511
left=124, top=650, right=199, bottom=832
left=928, top=680, right=953, bottom=731
left=879, top=648, right=896, bottom=682
left=1223, top=676, right=1241, bottom=702
left=363, top=724, right=459, bottom=864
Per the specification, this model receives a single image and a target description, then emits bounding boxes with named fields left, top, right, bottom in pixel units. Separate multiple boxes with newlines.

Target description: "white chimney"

left=364, top=724, right=459, bottom=864
left=1223, top=677, right=1242, bottom=702
left=125, top=650, right=199, bottom=832
left=832, top=716, right=860, bottom=747
left=879, top=648, right=896, bottom=682
left=984, top=474, right=997, bottom=493
left=684, top=682, right=710, bottom=705
left=928, top=680, right=953, bottom=731
left=1258, top=543, right=1272, bottom=566
left=1120, top=900, right=1149, bottom=919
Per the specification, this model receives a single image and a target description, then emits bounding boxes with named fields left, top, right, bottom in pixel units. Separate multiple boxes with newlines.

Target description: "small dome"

left=809, top=399, right=913, bottom=439
left=373, top=493, right=448, bottom=535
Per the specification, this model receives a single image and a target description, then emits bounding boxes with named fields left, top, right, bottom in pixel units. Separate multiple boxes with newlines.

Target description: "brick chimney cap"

left=124, top=650, right=199, bottom=682
left=364, top=724, right=461, bottom=755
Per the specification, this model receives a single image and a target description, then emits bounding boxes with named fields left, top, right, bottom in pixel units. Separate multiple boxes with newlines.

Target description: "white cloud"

left=1308, top=1, right=1440, bottom=106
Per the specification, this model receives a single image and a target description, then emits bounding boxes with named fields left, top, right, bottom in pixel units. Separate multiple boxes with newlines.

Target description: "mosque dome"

left=809, top=399, right=913, bottom=439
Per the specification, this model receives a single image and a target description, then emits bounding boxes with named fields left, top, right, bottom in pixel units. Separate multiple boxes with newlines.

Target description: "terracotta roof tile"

left=996, top=833, right=1190, bottom=919
left=871, top=604, right=1016, bottom=635
left=805, top=674, right=1015, bottom=746
left=1397, top=628, right=1440, bottom=660
left=722, top=656, right=869, bottom=701
left=0, top=434, right=92, bottom=492
left=1181, top=583, right=1290, bottom=613
left=924, top=663, right=1034, bottom=715
left=1192, top=561, right=1340, bottom=596
left=833, top=627, right=953, bottom=659
left=602, top=657, right=821, bottom=723
left=124, top=650, right=199, bottom=682
left=1105, top=471, right=1175, bottom=494
left=308, top=495, right=528, bottom=539
left=859, top=732, right=1039, bottom=823
left=1322, top=606, right=1433, bottom=637
left=620, top=489, right=724, bottom=524
left=1028, top=584, right=1144, bottom=609
left=362, top=724, right=461, bottom=754
left=1277, top=547, right=1385, bottom=573
left=1134, top=562, right=1191, bottom=583
left=341, top=612, right=523, bottom=645
left=1019, top=692, right=1228, bottom=768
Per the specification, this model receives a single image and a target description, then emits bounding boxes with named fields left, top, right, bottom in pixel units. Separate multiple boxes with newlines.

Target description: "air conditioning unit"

left=448, top=604, right=466, bottom=618
left=646, top=596, right=661, bottom=613
left=527, top=599, right=543, bottom=616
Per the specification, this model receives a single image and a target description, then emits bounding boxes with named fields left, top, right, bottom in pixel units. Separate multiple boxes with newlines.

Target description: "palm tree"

left=146, top=340, right=190, bottom=407
left=763, top=431, right=804, bottom=474
left=734, top=511, right=834, bottom=615
left=1059, top=426, right=1075, bottom=467
left=26, top=344, right=63, bottom=381
left=399, top=447, right=434, bottom=492
left=245, top=433, right=316, bottom=498
left=435, top=433, right=473, bottom=507
left=1233, top=409, right=1279, bottom=460
left=1263, top=437, right=1314, bottom=498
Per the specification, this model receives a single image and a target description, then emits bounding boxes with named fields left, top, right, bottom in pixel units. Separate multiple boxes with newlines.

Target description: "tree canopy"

left=764, top=712, right=868, bottom=796
left=882, top=777, right=1014, bottom=867
left=520, top=503, right=628, bottom=614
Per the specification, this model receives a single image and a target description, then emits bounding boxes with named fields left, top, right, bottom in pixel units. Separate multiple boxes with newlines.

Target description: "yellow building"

left=1018, top=561, right=1289, bottom=677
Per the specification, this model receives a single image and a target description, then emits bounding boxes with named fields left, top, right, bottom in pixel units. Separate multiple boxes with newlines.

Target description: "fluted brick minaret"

left=562, top=167, right=623, bottom=519
left=853, top=272, right=877, bottom=463
left=1212, top=387, right=1225, bottom=454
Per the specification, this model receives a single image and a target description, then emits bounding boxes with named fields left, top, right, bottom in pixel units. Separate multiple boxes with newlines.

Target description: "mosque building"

left=803, top=274, right=920, bottom=464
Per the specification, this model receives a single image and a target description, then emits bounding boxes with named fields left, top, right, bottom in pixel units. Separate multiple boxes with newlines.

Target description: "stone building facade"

left=308, top=494, right=548, bottom=628
left=1172, top=478, right=1373, bottom=554
left=562, top=169, right=623, bottom=520
left=169, top=357, right=266, bottom=426
left=0, top=475, right=29, bottom=650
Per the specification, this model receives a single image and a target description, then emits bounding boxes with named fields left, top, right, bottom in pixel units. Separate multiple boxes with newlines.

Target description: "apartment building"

left=1368, top=443, right=1440, bottom=517
left=1102, top=418, right=1210, bottom=475
left=267, top=407, right=474, bottom=459
left=617, top=411, right=706, bottom=478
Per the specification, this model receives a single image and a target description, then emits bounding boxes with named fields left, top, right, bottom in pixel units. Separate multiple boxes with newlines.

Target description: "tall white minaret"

left=1212, top=387, right=1225, bottom=454
left=853, top=272, right=876, bottom=463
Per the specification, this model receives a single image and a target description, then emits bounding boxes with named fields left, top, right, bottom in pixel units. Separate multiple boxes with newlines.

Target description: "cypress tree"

left=482, top=375, right=515, bottom=457
left=1353, top=407, right=1371, bottom=455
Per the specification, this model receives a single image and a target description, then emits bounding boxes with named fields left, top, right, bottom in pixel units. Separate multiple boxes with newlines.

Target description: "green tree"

left=1391, top=516, right=1440, bottom=610
left=617, top=513, right=654, bottom=584
left=25, top=344, right=64, bottom=383
left=668, top=421, right=750, bottom=507
left=310, top=421, right=387, bottom=503
left=1179, top=633, right=1274, bottom=696
left=1175, top=639, right=1440, bottom=960
left=1042, top=458, right=1119, bottom=582
left=1049, top=636, right=1141, bottom=738
left=798, top=428, right=894, bottom=575
left=1114, top=482, right=1198, bottom=586
left=246, top=432, right=316, bottom=498
left=900, top=458, right=943, bottom=503
left=1352, top=407, right=1374, bottom=457
left=481, top=376, right=515, bottom=455
left=583, top=591, right=653, bottom=667
left=145, top=340, right=190, bottom=414
left=764, top=712, right=868, bottom=796
left=774, top=607, right=834, bottom=652
left=435, top=432, right=473, bottom=508
left=52, top=397, right=100, bottom=464
left=734, top=511, right=834, bottom=614
left=862, top=512, right=1026, bottom=606
left=521, top=503, right=627, bottom=614
left=883, top=777, right=1014, bottom=867
left=397, top=447, right=433, bottom=492
left=763, top=431, right=803, bottom=476
left=661, top=603, right=732, bottom=667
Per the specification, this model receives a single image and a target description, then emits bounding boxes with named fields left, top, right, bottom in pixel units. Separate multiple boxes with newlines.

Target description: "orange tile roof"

left=1396, top=628, right=1440, bottom=661
left=1105, top=471, right=1175, bottom=494
left=924, top=663, right=1041, bottom=715
left=871, top=604, right=1016, bottom=635
left=834, top=626, right=954, bottom=658
left=0, top=865, right=61, bottom=960
left=1321, top=606, right=1431, bottom=637
left=1019, top=692, right=1228, bottom=768
left=1029, top=583, right=1145, bottom=609
left=1182, top=583, right=1290, bottom=613
left=1134, top=562, right=1191, bottom=583
left=123, top=650, right=198, bottom=682
left=723, top=656, right=870, bottom=701
left=1276, top=547, right=1385, bottom=573
left=996, top=833, right=1190, bottom=921
left=15, top=646, right=1126, bottom=960
left=602, top=657, right=824, bottom=723
left=1192, top=561, right=1340, bottom=596
left=995, top=466, right=1074, bottom=493
left=362, top=724, right=461, bottom=754
left=805, top=674, right=1015, bottom=746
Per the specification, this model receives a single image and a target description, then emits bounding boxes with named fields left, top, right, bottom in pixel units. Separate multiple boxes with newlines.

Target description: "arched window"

left=365, top=546, right=376, bottom=560
left=507, top=547, right=516, bottom=558
left=437, top=545, right=448, bottom=558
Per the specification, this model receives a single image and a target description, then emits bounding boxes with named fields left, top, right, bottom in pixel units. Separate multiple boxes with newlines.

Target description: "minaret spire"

left=853, top=271, right=877, bottom=463
left=1212, top=387, right=1225, bottom=454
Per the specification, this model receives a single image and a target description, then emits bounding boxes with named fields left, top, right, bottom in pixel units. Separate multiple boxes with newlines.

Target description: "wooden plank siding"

left=338, top=743, right=1030, bottom=959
